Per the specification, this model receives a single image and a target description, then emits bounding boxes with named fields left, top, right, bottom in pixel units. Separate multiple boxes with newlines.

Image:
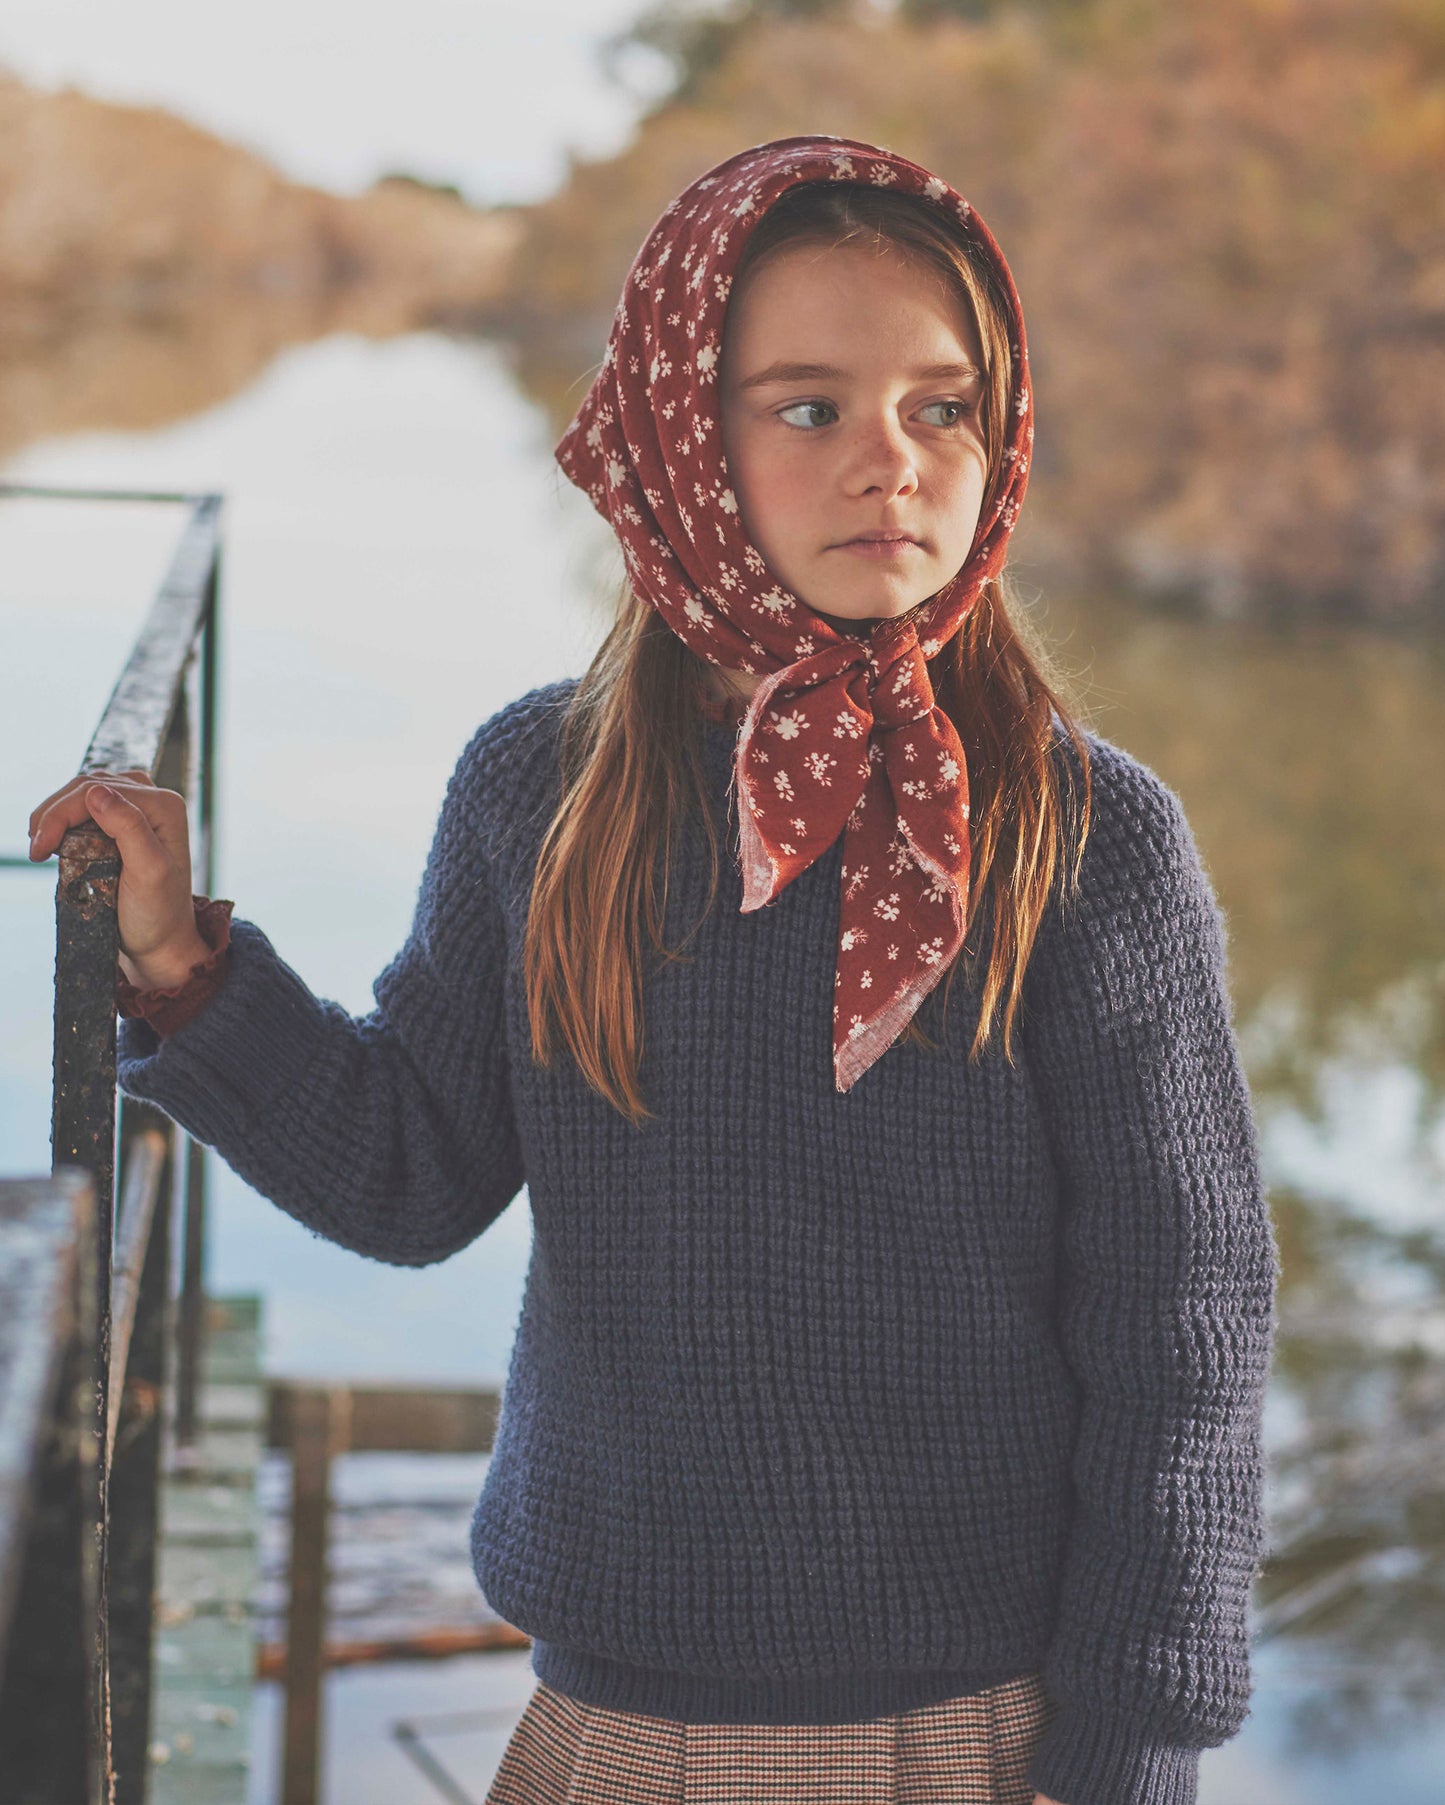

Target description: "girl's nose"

left=845, top=419, right=921, bottom=498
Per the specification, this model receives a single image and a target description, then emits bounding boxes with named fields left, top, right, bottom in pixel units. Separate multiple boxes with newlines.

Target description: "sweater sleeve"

left=1019, top=739, right=1280, bottom=1805
left=115, top=726, right=526, bottom=1267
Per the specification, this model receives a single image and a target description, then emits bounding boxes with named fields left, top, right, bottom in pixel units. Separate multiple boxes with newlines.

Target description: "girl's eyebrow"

left=734, top=358, right=983, bottom=392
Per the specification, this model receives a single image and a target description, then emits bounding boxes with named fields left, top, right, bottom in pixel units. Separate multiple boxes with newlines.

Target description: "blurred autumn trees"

left=1, top=1, right=1439, bottom=622
left=508, top=0, right=1445, bottom=624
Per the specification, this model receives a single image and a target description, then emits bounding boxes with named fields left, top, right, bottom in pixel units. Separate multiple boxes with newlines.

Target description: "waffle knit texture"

left=115, top=677, right=1279, bottom=1805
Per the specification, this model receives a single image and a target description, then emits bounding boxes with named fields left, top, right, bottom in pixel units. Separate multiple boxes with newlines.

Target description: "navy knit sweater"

left=116, top=677, right=1279, bottom=1805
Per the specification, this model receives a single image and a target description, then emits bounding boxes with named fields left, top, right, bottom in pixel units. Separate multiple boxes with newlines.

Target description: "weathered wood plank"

left=150, top=1292, right=263, bottom=1805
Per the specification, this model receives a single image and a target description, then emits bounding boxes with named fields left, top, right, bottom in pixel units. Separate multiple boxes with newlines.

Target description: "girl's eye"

left=777, top=401, right=836, bottom=430
left=921, top=400, right=974, bottom=428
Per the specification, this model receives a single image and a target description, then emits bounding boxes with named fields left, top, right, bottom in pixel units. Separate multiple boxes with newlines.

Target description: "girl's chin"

left=811, top=599, right=925, bottom=632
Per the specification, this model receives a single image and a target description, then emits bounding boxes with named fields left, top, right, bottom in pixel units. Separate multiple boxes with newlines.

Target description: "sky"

left=0, top=0, right=668, bottom=203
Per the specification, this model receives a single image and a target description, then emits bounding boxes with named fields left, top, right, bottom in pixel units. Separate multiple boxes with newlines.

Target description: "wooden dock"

left=148, top=1295, right=264, bottom=1805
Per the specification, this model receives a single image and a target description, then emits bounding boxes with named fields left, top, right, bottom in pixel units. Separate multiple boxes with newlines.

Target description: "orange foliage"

left=507, top=0, right=1445, bottom=622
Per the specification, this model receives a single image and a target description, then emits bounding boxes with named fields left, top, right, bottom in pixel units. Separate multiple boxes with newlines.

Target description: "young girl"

left=28, top=135, right=1279, bottom=1805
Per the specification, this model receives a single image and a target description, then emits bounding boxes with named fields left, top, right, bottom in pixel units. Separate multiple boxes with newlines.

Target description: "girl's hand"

left=27, top=769, right=209, bottom=988
left=1033, top=1794, right=1066, bottom=1804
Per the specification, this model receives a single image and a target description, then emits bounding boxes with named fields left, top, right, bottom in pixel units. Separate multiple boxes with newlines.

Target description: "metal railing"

left=0, top=483, right=225, bottom=1803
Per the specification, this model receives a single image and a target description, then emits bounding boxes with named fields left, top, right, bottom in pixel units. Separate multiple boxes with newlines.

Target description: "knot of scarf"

left=555, top=134, right=1033, bottom=1093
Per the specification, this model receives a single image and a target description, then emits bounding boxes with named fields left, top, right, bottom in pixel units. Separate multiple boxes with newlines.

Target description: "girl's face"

left=719, top=239, right=989, bottom=633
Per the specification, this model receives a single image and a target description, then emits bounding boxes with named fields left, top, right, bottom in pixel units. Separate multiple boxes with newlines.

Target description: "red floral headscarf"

left=555, top=134, right=1034, bottom=1093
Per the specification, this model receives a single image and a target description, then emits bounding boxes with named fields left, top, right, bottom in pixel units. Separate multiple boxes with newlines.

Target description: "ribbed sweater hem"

left=529, top=1639, right=1039, bottom=1725
left=1026, top=1700, right=1203, bottom=1805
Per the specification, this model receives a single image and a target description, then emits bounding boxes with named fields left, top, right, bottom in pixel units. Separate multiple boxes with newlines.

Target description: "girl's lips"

left=835, top=537, right=920, bottom=557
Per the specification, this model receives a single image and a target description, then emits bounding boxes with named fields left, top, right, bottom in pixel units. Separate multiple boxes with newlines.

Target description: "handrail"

left=0, top=482, right=226, bottom=1804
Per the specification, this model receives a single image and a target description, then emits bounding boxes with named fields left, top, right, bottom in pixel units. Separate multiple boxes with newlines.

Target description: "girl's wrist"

left=119, top=931, right=213, bottom=992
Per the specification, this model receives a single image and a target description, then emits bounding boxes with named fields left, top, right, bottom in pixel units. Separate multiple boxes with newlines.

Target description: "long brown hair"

left=526, top=180, right=1094, bottom=1125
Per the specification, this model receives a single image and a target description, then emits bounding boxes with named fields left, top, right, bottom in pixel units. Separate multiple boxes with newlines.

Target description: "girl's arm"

left=1020, top=737, right=1280, bottom=1805
left=115, top=725, right=525, bottom=1266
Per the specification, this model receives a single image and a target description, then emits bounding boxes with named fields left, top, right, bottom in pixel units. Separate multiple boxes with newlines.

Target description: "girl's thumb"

left=88, top=783, right=119, bottom=807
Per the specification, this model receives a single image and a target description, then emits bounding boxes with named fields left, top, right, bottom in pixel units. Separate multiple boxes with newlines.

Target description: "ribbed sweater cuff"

left=1026, top=1700, right=1201, bottom=1805
left=115, top=917, right=334, bottom=1148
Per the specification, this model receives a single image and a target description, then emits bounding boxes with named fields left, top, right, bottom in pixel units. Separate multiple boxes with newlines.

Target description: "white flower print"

left=847, top=1015, right=868, bottom=1041
left=845, top=863, right=870, bottom=899
left=718, top=487, right=739, bottom=515
left=757, top=587, right=792, bottom=616
left=804, top=749, right=837, bottom=784
left=886, top=944, right=900, bottom=961
left=792, top=818, right=808, bottom=835
left=606, top=457, right=628, bottom=488
left=743, top=547, right=767, bottom=575
left=768, top=708, right=807, bottom=740
left=772, top=769, right=795, bottom=802
left=840, top=926, right=867, bottom=952
left=695, top=340, right=720, bottom=381
left=939, top=752, right=960, bottom=784
left=860, top=970, right=873, bottom=990
left=869, top=163, right=897, bottom=185
left=924, top=176, right=948, bottom=201
left=834, top=711, right=865, bottom=740
left=917, top=936, right=947, bottom=967
left=875, top=892, right=902, bottom=922
left=586, top=422, right=605, bottom=451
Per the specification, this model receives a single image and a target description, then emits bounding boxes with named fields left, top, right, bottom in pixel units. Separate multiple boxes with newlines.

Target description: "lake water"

left=3, top=318, right=1442, bottom=1800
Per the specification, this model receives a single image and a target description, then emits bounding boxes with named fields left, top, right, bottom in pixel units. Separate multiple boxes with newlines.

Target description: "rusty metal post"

left=51, top=822, right=121, bottom=1798
left=107, top=1099, right=174, bottom=1805
left=281, top=1387, right=352, bottom=1805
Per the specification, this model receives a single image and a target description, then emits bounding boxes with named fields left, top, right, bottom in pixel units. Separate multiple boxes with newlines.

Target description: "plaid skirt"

left=485, top=1671, right=1056, bottom=1804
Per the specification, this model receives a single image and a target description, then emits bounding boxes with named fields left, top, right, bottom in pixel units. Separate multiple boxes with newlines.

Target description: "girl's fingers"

left=77, top=784, right=170, bottom=881
left=28, top=772, right=173, bottom=861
